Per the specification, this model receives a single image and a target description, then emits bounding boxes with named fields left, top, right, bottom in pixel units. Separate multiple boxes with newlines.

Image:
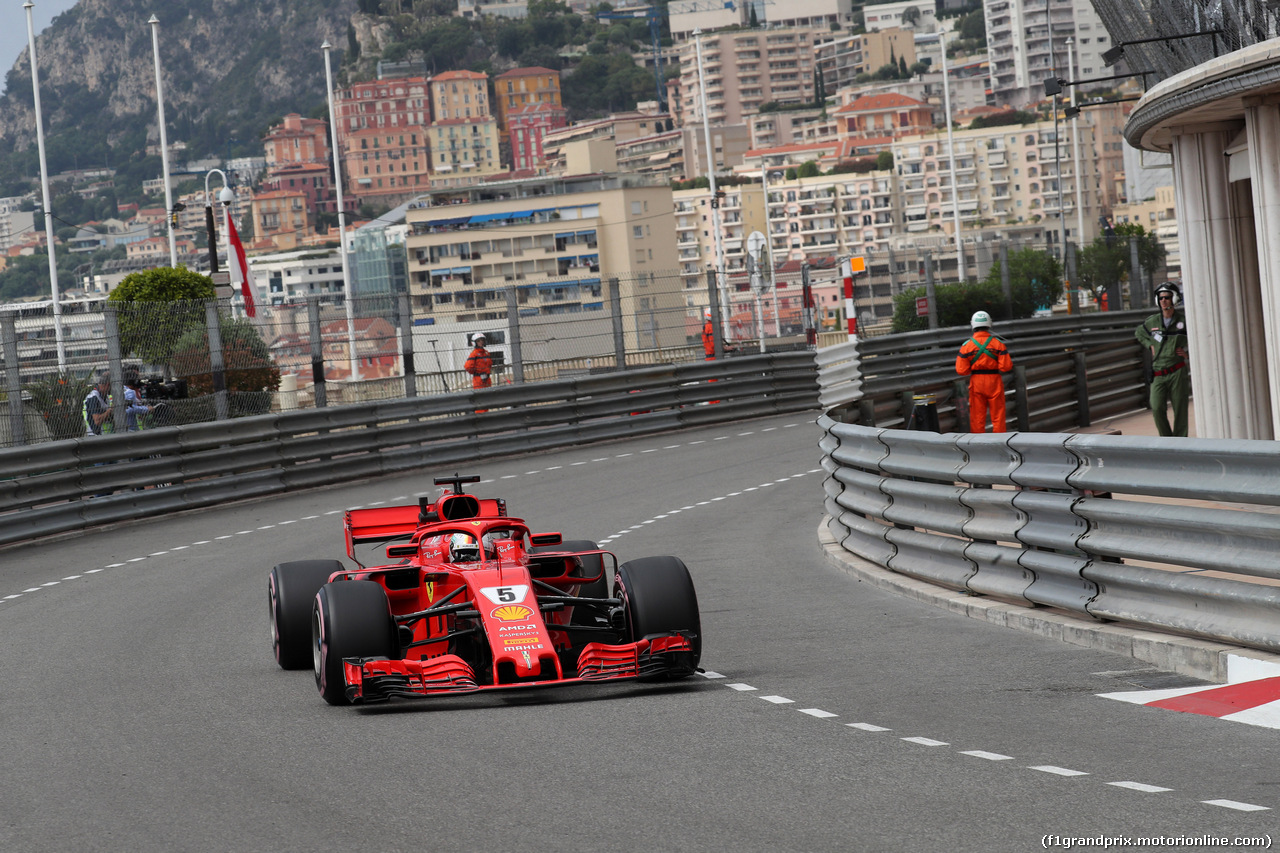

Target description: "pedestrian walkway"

left=1071, top=400, right=1197, bottom=437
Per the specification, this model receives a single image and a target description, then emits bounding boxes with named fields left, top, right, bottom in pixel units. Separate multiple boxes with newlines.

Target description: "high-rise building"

left=984, top=0, right=1112, bottom=107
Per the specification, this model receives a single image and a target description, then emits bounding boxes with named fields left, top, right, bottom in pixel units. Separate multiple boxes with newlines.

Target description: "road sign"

left=916, top=296, right=930, bottom=317
left=747, top=230, right=766, bottom=261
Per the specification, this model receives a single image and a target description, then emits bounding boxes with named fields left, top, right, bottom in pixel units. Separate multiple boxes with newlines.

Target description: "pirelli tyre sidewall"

left=269, top=560, right=344, bottom=670
left=312, top=580, right=397, bottom=705
left=615, top=555, right=702, bottom=678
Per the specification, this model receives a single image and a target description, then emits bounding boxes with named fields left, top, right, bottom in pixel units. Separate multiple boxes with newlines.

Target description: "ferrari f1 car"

left=268, top=475, right=702, bottom=705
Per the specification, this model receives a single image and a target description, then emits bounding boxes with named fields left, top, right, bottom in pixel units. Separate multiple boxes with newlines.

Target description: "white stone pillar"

left=1244, top=97, right=1280, bottom=438
left=1170, top=124, right=1272, bottom=439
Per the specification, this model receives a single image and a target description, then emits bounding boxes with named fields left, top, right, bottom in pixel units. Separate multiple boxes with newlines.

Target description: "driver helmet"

left=1154, top=281, right=1181, bottom=307
left=970, top=310, right=992, bottom=329
left=448, top=532, right=480, bottom=562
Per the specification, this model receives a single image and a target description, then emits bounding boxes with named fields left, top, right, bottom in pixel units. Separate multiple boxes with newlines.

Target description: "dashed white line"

left=901, top=737, right=949, bottom=747
left=105, top=563, right=125, bottom=568
left=40, top=582, right=59, bottom=588
left=847, top=723, right=892, bottom=732
left=62, top=575, right=82, bottom=581
left=760, top=695, right=794, bottom=705
left=1029, top=766, right=1089, bottom=777
left=700, top=671, right=725, bottom=679
left=727, top=683, right=757, bottom=692
left=149, top=551, right=169, bottom=556
left=127, top=557, right=146, bottom=563
left=1203, top=799, right=1270, bottom=812
left=257, top=525, right=275, bottom=530
left=799, top=709, right=838, bottom=719
left=641, top=449, right=658, bottom=454
left=961, top=750, right=1014, bottom=762
left=1108, top=781, right=1172, bottom=793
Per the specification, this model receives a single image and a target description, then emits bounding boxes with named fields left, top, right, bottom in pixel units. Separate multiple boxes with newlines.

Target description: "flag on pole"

left=224, top=206, right=256, bottom=317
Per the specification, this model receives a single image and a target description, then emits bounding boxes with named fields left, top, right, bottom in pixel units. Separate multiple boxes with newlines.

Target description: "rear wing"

left=345, top=505, right=422, bottom=559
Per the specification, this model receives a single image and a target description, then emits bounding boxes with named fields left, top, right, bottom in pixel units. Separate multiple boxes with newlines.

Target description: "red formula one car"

left=268, top=475, right=702, bottom=705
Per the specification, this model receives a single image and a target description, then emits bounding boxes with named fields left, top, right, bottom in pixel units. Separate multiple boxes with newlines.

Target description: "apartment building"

left=890, top=117, right=1102, bottom=247
left=334, top=77, right=432, bottom=203
left=667, top=0, right=854, bottom=40
left=832, top=92, right=934, bottom=140
left=263, top=114, right=329, bottom=172
left=249, top=248, right=347, bottom=307
left=403, top=143, right=684, bottom=354
left=251, top=190, right=311, bottom=250
left=540, top=110, right=674, bottom=172
left=430, top=70, right=490, bottom=123
left=984, top=0, right=1111, bottom=107
left=815, top=28, right=919, bottom=91
left=863, top=0, right=939, bottom=32
left=672, top=28, right=823, bottom=130
left=493, top=67, right=563, bottom=131
left=427, top=117, right=504, bottom=186
left=507, top=103, right=568, bottom=173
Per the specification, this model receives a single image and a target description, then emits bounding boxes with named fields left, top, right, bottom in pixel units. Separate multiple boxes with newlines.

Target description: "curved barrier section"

left=0, top=353, right=816, bottom=547
left=820, top=415, right=1280, bottom=653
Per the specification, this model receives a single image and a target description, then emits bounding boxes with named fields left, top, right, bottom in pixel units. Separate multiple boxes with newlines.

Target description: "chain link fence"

left=2, top=236, right=1133, bottom=448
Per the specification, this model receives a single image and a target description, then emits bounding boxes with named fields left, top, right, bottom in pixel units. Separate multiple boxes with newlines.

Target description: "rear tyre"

left=615, top=556, right=702, bottom=679
left=269, top=560, right=343, bottom=670
left=312, top=580, right=397, bottom=705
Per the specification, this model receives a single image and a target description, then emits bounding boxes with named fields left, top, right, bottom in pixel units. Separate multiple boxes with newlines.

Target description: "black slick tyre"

left=615, top=555, right=702, bottom=679
left=312, top=580, right=397, bottom=706
left=269, top=559, right=343, bottom=670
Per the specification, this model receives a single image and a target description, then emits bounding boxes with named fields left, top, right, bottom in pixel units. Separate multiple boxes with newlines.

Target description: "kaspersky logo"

left=490, top=604, right=534, bottom=622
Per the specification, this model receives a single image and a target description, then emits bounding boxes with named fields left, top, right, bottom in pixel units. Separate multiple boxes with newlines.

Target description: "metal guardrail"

left=819, top=416, right=1280, bottom=653
left=0, top=352, right=818, bottom=547
left=822, top=310, right=1152, bottom=433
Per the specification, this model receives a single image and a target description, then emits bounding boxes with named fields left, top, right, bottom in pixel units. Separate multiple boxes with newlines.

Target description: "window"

left=633, top=225, right=644, bottom=239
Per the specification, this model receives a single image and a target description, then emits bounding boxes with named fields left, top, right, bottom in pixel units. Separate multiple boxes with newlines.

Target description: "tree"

left=889, top=248, right=1062, bottom=332
left=108, top=267, right=216, bottom=370
left=1077, top=222, right=1164, bottom=300
left=875, top=150, right=894, bottom=171
left=171, top=317, right=282, bottom=418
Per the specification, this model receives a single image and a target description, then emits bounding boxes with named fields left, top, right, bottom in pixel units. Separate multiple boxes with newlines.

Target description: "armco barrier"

left=0, top=352, right=817, bottom=547
left=820, top=415, right=1280, bottom=653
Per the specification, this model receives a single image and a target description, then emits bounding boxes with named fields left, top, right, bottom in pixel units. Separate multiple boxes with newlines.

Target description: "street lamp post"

left=321, top=39, right=360, bottom=383
left=148, top=15, right=178, bottom=267
left=760, top=165, right=781, bottom=336
left=939, top=30, right=965, bottom=284
left=694, top=30, right=729, bottom=331
left=1067, top=38, right=1085, bottom=248
left=24, top=1, right=65, bottom=369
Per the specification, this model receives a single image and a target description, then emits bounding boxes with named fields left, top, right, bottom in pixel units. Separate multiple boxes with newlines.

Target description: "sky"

left=0, top=0, right=81, bottom=94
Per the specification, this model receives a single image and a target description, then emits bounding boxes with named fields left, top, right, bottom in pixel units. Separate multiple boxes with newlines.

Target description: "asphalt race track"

left=1, top=411, right=1275, bottom=852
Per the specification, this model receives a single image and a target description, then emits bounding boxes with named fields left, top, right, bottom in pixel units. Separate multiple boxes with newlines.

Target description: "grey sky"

left=1, top=0, right=80, bottom=93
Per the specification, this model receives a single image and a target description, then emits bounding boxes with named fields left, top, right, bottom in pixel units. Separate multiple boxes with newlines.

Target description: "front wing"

left=342, top=635, right=696, bottom=703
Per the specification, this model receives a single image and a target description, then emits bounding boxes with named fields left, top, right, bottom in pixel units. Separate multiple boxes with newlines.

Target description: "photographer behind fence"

left=121, top=370, right=156, bottom=432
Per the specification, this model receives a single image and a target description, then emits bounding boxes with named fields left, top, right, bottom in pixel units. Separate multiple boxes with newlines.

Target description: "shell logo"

left=491, top=604, right=534, bottom=622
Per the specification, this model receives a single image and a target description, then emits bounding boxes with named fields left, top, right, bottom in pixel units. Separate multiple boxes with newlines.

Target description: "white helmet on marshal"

left=970, top=310, right=992, bottom=329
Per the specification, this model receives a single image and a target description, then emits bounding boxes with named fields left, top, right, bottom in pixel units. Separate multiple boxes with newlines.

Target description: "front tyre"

left=312, top=581, right=397, bottom=706
left=269, top=560, right=344, bottom=670
left=615, top=556, right=702, bottom=679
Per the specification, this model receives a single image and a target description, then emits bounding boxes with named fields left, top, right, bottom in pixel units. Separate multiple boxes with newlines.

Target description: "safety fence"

left=818, top=310, right=1153, bottom=432
left=819, top=416, right=1280, bottom=654
left=0, top=351, right=817, bottom=547
left=0, top=266, right=824, bottom=447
